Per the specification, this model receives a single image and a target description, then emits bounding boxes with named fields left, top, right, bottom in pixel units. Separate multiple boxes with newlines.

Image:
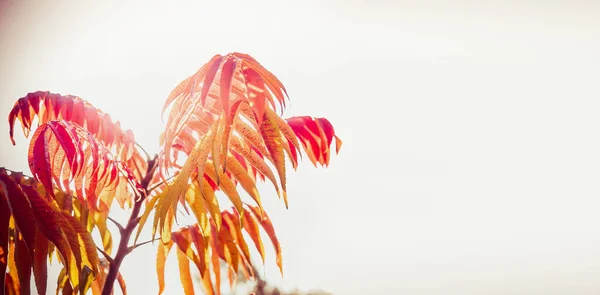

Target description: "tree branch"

left=101, top=154, right=158, bottom=295
left=107, top=216, right=125, bottom=234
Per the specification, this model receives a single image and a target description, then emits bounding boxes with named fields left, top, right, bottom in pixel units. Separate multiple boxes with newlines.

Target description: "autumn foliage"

left=0, top=53, right=341, bottom=295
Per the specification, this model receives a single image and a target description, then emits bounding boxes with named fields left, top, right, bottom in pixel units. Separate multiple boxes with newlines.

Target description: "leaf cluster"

left=1, top=52, right=341, bottom=295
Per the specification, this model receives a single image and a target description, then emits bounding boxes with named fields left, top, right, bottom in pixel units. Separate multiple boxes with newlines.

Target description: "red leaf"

left=20, top=185, right=72, bottom=280
left=14, top=230, right=32, bottom=295
left=8, top=91, right=141, bottom=169
left=33, top=231, right=48, bottom=295
left=285, top=116, right=342, bottom=167
left=0, top=173, right=37, bottom=256
left=27, top=121, right=139, bottom=210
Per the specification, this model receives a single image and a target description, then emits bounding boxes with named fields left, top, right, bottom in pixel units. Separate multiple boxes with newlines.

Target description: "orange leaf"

left=230, top=137, right=279, bottom=197
left=185, top=185, right=210, bottom=235
left=199, top=177, right=222, bottom=231
left=155, top=118, right=219, bottom=243
left=7, top=240, right=20, bottom=292
left=222, top=211, right=251, bottom=271
left=248, top=205, right=282, bottom=275
left=219, top=57, right=237, bottom=124
left=260, top=109, right=288, bottom=207
left=242, top=209, right=265, bottom=263
left=4, top=273, right=18, bottom=295
left=176, top=248, right=196, bottom=295
left=240, top=66, right=267, bottom=126
left=156, top=241, right=173, bottom=295
left=225, top=153, right=262, bottom=209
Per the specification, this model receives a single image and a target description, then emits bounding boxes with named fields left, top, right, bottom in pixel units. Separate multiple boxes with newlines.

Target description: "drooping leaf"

left=284, top=116, right=342, bottom=167
left=0, top=173, right=37, bottom=256
left=156, top=241, right=173, bottom=295
left=60, top=212, right=99, bottom=294
left=27, top=120, right=141, bottom=211
left=7, top=240, right=20, bottom=293
left=259, top=109, right=288, bottom=207
left=247, top=205, right=282, bottom=275
left=203, top=162, right=243, bottom=215
left=14, top=229, right=32, bottom=295
left=33, top=231, right=49, bottom=295
left=93, top=211, right=113, bottom=255
left=133, top=192, right=160, bottom=245
left=185, top=184, right=210, bottom=235
left=199, top=177, right=222, bottom=231
left=176, top=248, right=196, bottom=295
left=8, top=91, right=143, bottom=168
left=154, top=119, right=219, bottom=243
left=5, top=272, right=18, bottom=295
left=241, top=209, right=265, bottom=263
left=172, top=228, right=204, bottom=277
left=19, top=185, right=76, bottom=289
left=147, top=52, right=342, bottom=295
left=222, top=210, right=251, bottom=274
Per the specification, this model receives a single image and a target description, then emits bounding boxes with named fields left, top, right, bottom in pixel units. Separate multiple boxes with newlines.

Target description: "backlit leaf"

left=156, top=241, right=173, bottom=295
left=176, top=248, right=196, bottom=295
left=8, top=91, right=145, bottom=177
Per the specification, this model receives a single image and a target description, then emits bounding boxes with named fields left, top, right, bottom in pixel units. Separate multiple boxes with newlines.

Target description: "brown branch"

left=96, top=246, right=114, bottom=264
left=101, top=154, right=158, bottom=295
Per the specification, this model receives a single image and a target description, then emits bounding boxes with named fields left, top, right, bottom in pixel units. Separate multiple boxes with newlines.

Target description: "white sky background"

left=1, top=0, right=600, bottom=294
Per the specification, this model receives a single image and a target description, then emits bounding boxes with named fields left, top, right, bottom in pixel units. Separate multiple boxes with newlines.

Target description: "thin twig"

left=146, top=175, right=174, bottom=193
left=101, top=151, right=158, bottom=295
left=107, top=216, right=125, bottom=234
left=96, top=246, right=114, bottom=264
left=127, top=238, right=160, bottom=253
left=135, top=141, right=151, bottom=161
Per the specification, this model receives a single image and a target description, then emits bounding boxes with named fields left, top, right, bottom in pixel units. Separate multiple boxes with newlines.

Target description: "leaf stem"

left=135, top=141, right=151, bottom=161
left=101, top=154, right=158, bottom=295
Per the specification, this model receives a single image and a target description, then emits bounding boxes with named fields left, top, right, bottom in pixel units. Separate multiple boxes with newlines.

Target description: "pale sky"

left=2, top=1, right=600, bottom=294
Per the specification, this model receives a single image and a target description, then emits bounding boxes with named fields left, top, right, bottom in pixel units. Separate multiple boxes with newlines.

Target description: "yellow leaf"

left=156, top=241, right=173, bottom=295
left=156, top=119, right=219, bottom=243
left=198, top=177, right=221, bottom=231
left=135, top=192, right=160, bottom=244
left=230, top=137, right=279, bottom=197
left=225, top=153, right=262, bottom=210
left=204, top=163, right=243, bottom=215
left=185, top=184, right=210, bottom=235
left=93, top=211, right=112, bottom=255
left=260, top=108, right=288, bottom=208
